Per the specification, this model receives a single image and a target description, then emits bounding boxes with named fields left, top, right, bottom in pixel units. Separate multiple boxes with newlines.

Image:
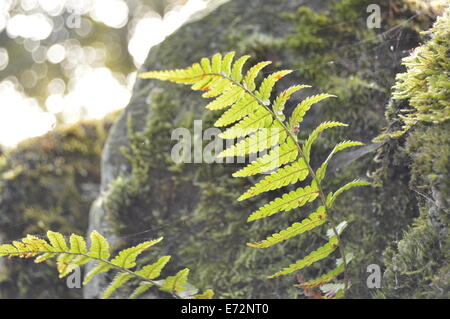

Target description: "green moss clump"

left=373, top=7, right=450, bottom=298
left=0, top=113, right=118, bottom=298
left=377, top=7, right=450, bottom=139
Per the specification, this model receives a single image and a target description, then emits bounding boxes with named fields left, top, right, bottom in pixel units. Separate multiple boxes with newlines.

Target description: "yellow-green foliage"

left=140, top=52, right=370, bottom=298
left=0, top=230, right=213, bottom=299
left=377, top=6, right=450, bottom=140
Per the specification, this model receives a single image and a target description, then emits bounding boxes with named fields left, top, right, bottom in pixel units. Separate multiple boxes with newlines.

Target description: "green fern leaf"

left=88, top=230, right=110, bottom=259
left=247, top=181, right=319, bottom=222
left=213, top=95, right=258, bottom=126
left=160, top=268, right=190, bottom=294
left=83, top=262, right=112, bottom=285
left=269, top=236, right=339, bottom=278
left=136, top=255, right=171, bottom=280
left=221, top=52, right=236, bottom=76
left=244, top=61, right=272, bottom=91
left=111, top=237, right=163, bottom=269
left=296, top=254, right=353, bottom=289
left=47, top=231, right=68, bottom=252
left=219, top=108, right=273, bottom=139
left=290, top=94, right=335, bottom=130
left=233, top=137, right=298, bottom=177
left=273, top=85, right=310, bottom=119
left=139, top=53, right=368, bottom=296
left=231, top=55, right=251, bottom=82
left=211, top=53, right=222, bottom=74
left=247, top=206, right=326, bottom=248
left=303, top=121, right=348, bottom=162
left=102, top=272, right=134, bottom=299
left=219, top=123, right=286, bottom=158
left=316, top=141, right=363, bottom=182
left=238, top=158, right=308, bottom=201
left=205, top=85, right=244, bottom=110
left=256, top=70, right=293, bottom=101
left=129, top=283, right=152, bottom=299
left=69, top=234, right=87, bottom=254
left=327, top=180, right=371, bottom=206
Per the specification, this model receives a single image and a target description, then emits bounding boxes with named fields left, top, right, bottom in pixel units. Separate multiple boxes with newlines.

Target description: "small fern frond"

left=269, top=236, right=339, bottom=278
left=160, top=268, right=190, bottom=294
left=136, top=255, right=172, bottom=279
left=102, top=273, right=134, bottom=299
left=273, top=85, right=311, bottom=120
left=238, top=158, right=308, bottom=201
left=296, top=254, right=353, bottom=289
left=289, top=94, right=336, bottom=130
left=326, top=180, right=371, bottom=207
left=140, top=52, right=371, bottom=298
left=315, top=141, right=364, bottom=183
left=219, top=123, right=287, bottom=158
left=303, top=121, right=348, bottom=162
left=232, top=137, right=298, bottom=177
left=0, top=231, right=213, bottom=299
left=110, top=238, right=163, bottom=269
left=247, top=181, right=319, bottom=222
left=247, top=206, right=326, bottom=248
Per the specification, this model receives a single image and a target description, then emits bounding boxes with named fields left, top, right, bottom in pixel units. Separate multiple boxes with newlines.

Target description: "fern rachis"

left=140, top=52, right=371, bottom=298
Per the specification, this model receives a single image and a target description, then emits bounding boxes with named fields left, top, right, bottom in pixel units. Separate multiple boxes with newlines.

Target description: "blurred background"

left=0, top=0, right=218, bottom=148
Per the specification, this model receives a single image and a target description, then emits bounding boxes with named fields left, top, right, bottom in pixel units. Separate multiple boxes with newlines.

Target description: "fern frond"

left=136, top=255, right=171, bottom=279
left=316, top=141, right=364, bottom=182
left=160, top=268, right=190, bottom=294
left=247, top=206, right=326, bottom=248
left=296, top=254, right=353, bottom=289
left=273, top=85, right=311, bottom=120
left=303, top=121, right=348, bottom=162
left=102, top=272, right=134, bottom=299
left=244, top=61, right=272, bottom=91
left=232, top=137, right=298, bottom=177
left=326, top=180, right=371, bottom=206
left=289, top=94, right=336, bottom=130
left=238, top=158, right=308, bottom=201
left=247, top=181, right=319, bottom=222
left=129, top=283, right=153, bottom=299
left=269, top=236, right=339, bottom=278
left=256, top=70, right=293, bottom=101
left=213, top=95, right=256, bottom=125
left=140, top=52, right=370, bottom=297
left=0, top=231, right=212, bottom=299
left=219, top=123, right=286, bottom=158
left=219, top=108, right=273, bottom=139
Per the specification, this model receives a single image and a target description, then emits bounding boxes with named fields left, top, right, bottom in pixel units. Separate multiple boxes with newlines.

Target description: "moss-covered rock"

left=375, top=7, right=449, bottom=298
left=0, top=113, right=117, bottom=298
left=86, top=0, right=438, bottom=299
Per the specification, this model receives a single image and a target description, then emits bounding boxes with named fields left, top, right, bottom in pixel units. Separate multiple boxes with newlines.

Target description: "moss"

left=0, top=112, right=118, bottom=298
left=373, top=7, right=449, bottom=298
left=378, top=208, right=449, bottom=298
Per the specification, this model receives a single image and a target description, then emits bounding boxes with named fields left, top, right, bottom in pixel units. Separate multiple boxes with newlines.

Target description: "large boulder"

left=86, top=0, right=439, bottom=299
